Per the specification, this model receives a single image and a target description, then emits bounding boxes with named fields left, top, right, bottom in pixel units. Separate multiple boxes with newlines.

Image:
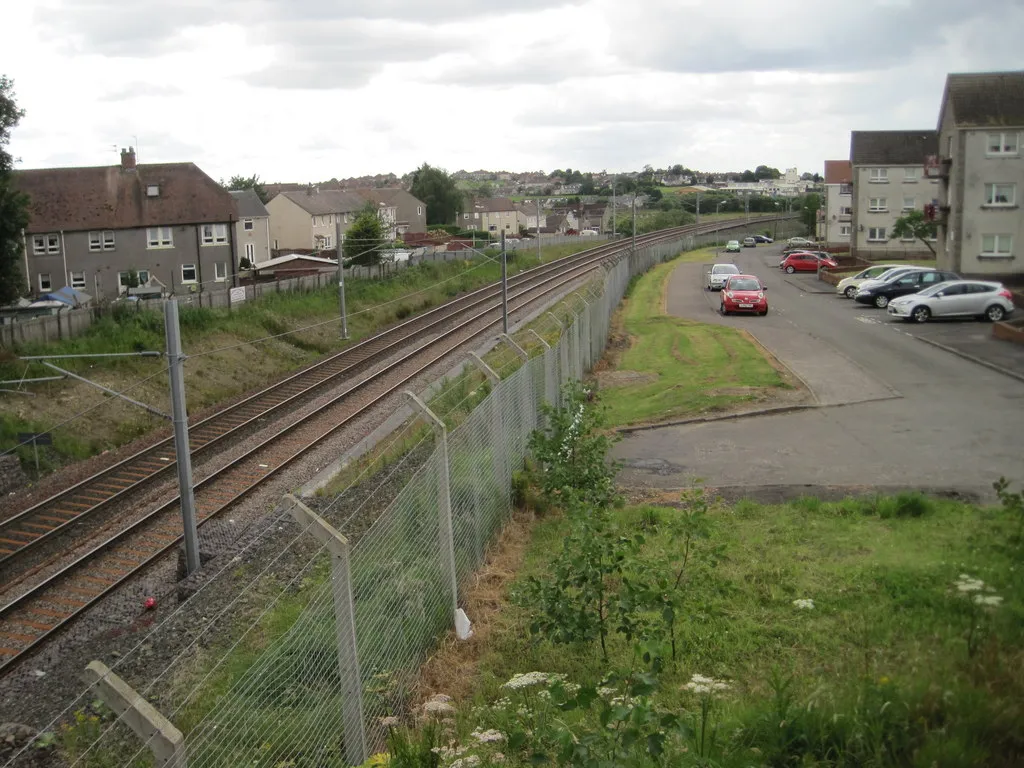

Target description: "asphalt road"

left=614, top=244, right=1024, bottom=500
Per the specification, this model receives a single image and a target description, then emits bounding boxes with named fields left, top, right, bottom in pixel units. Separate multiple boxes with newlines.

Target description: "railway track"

left=0, top=217, right=791, bottom=674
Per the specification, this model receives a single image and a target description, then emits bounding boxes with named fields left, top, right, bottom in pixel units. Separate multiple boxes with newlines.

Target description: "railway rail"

left=0, top=216, right=792, bottom=674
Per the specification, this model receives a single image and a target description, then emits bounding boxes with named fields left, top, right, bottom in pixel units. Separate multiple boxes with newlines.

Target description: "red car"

left=779, top=252, right=838, bottom=273
left=720, top=275, right=768, bottom=316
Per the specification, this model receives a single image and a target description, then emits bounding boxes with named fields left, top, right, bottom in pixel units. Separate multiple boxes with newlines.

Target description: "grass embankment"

left=0, top=241, right=595, bottom=476
left=596, top=247, right=791, bottom=427
left=426, top=490, right=1024, bottom=766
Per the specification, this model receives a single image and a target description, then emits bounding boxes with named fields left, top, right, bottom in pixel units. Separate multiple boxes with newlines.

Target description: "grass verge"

left=596, top=247, right=792, bottom=427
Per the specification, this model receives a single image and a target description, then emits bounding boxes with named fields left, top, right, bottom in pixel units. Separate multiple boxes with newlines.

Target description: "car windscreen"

left=712, top=265, right=740, bottom=273
left=728, top=278, right=761, bottom=291
left=916, top=282, right=957, bottom=297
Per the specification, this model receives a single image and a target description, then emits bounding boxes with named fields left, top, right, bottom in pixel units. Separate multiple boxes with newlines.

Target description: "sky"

left=4, top=0, right=1022, bottom=182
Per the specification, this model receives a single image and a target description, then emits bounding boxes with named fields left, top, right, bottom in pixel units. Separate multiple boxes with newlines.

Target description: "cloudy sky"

left=4, top=0, right=1022, bottom=182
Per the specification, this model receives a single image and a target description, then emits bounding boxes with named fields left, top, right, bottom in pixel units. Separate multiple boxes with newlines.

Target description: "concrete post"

left=527, top=329, right=550, bottom=350
left=498, top=334, right=533, bottom=432
left=497, top=333, right=528, bottom=362
left=284, top=496, right=367, bottom=767
left=466, top=354, right=508, bottom=514
left=404, top=392, right=459, bottom=618
left=83, top=661, right=187, bottom=767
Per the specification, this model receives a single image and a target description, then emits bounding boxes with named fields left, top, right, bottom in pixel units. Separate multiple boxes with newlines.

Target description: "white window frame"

left=147, top=227, right=173, bottom=248
left=243, top=218, right=254, bottom=231
left=868, top=197, right=887, bottom=212
left=417, top=205, right=423, bottom=215
left=181, top=264, right=198, bottom=284
left=983, top=183, right=1016, bottom=207
left=839, top=206, right=853, bottom=215
left=868, top=168, right=888, bottom=183
left=214, top=262, right=227, bottom=282
left=69, top=271, right=86, bottom=289
left=839, top=183, right=852, bottom=195
left=38, top=273, right=51, bottom=291
left=902, top=196, right=916, bottom=211
left=117, top=270, right=148, bottom=290
left=244, top=242, right=255, bottom=260
left=903, top=168, right=919, bottom=183
left=463, top=213, right=469, bottom=220
left=88, top=230, right=116, bottom=251
left=867, top=227, right=887, bottom=242
left=839, top=225, right=851, bottom=236
left=986, top=132, right=1019, bottom=156
left=322, top=235, right=332, bottom=249
left=45, top=233, right=59, bottom=254
left=201, top=223, right=228, bottom=246
left=980, top=234, right=1013, bottom=257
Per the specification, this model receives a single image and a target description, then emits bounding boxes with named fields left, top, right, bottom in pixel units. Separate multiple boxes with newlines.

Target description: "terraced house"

left=849, top=130, right=940, bottom=259
left=14, top=148, right=237, bottom=298
left=936, top=71, right=1024, bottom=276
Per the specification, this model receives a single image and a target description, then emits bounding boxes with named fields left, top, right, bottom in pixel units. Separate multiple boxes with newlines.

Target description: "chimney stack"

left=120, top=146, right=137, bottom=171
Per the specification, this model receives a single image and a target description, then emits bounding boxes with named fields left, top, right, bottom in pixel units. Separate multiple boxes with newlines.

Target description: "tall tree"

left=0, top=75, right=29, bottom=303
left=223, top=174, right=268, bottom=203
left=889, top=210, right=937, bottom=256
left=409, top=163, right=463, bottom=226
left=343, top=204, right=384, bottom=266
left=800, top=193, right=821, bottom=235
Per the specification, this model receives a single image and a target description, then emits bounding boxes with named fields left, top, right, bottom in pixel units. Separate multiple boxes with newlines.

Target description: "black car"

left=753, top=235, right=774, bottom=243
left=853, top=269, right=960, bottom=308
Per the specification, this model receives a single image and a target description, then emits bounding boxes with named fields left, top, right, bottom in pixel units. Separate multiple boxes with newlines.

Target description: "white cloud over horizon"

left=4, top=0, right=1022, bottom=181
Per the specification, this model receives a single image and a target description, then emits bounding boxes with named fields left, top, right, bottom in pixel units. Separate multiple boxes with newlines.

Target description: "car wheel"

left=873, top=294, right=890, bottom=309
left=720, top=303, right=728, bottom=316
left=844, top=285, right=857, bottom=299
left=760, top=308, right=768, bottom=316
left=985, top=304, right=1006, bottom=322
left=785, top=266, right=795, bottom=274
left=911, top=306, right=930, bottom=323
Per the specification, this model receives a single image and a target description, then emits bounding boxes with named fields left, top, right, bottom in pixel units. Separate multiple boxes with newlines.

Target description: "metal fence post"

left=468, top=353, right=508, bottom=520
left=284, top=495, right=367, bottom=767
left=404, top=392, right=459, bottom=619
left=498, top=334, right=533, bottom=434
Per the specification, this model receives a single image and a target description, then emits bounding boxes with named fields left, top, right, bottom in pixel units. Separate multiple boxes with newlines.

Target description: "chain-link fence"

left=3, top=230, right=732, bottom=768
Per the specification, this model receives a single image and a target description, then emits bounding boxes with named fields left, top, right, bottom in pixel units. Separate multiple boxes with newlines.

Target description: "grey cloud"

left=612, top=0, right=1022, bottom=75
left=37, top=0, right=584, bottom=57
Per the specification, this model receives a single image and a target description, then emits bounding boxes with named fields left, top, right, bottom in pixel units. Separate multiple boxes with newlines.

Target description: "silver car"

left=835, top=264, right=905, bottom=299
left=886, top=280, right=1016, bottom=323
left=706, top=263, right=740, bottom=290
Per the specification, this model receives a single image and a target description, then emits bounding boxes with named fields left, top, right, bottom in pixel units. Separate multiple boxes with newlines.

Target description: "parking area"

left=615, top=242, right=1024, bottom=500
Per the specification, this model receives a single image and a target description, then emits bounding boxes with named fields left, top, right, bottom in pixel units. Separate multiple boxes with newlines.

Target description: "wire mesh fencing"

left=7, top=232, right=700, bottom=768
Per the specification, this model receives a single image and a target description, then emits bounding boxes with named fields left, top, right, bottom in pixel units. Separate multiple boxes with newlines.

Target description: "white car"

left=787, top=237, right=816, bottom=247
left=706, top=263, right=741, bottom=290
left=887, top=280, right=1015, bottom=323
left=580, top=229, right=599, bottom=236
left=835, top=264, right=906, bottom=299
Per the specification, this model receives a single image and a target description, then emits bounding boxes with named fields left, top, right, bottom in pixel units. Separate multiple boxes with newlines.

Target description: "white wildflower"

left=792, top=598, right=815, bottom=610
left=450, top=756, right=481, bottom=768
left=423, top=694, right=456, bottom=717
left=973, top=594, right=1003, bottom=607
left=682, top=673, right=730, bottom=696
left=490, top=753, right=506, bottom=764
left=954, top=575, right=985, bottom=593
left=597, top=687, right=617, bottom=698
left=502, top=672, right=564, bottom=690
left=470, top=729, right=505, bottom=744
left=378, top=716, right=400, bottom=728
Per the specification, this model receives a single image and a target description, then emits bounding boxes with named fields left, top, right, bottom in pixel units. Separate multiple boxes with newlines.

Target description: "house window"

left=904, top=168, right=919, bottom=183
left=273, top=239, right=279, bottom=250
left=902, top=196, right=915, bottom=210
left=984, top=183, right=1016, bottom=206
left=243, top=218, right=254, bottom=231
left=69, top=271, right=86, bottom=289
left=417, top=206, right=423, bottom=215
left=32, top=233, right=60, bottom=255
left=118, top=270, right=151, bottom=290
left=839, top=183, right=852, bottom=195
left=867, top=227, right=887, bottom=241
left=146, top=184, right=160, bottom=197
left=181, top=264, right=198, bottom=283
left=147, top=227, right=173, bottom=248
left=201, top=223, right=228, bottom=245
left=986, top=132, right=1019, bottom=156
left=322, top=236, right=332, bottom=248
left=214, top=262, right=227, bottom=282
left=868, top=197, right=887, bottom=212
left=38, top=273, right=51, bottom=291
left=245, top=242, right=255, bottom=260
left=981, top=234, right=1013, bottom=256
left=839, top=225, right=851, bottom=236
left=463, top=213, right=469, bottom=220
left=840, top=206, right=853, bottom=215
left=88, top=230, right=116, bottom=251
left=869, top=168, right=888, bottom=183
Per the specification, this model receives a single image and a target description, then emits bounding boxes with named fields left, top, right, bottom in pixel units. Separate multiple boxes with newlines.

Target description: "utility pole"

left=631, top=196, right=637, bottom=253
left=611, top=177, right=616, bottom=237
left=695, top=191, right=701, bottom=226
left=501, top=230, right=508, bottom=334
left=536, top=202, right=541, bottom=262
left=164, top=300, right=200, bottom=576
left=336, top=217, right=348, bottom=339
